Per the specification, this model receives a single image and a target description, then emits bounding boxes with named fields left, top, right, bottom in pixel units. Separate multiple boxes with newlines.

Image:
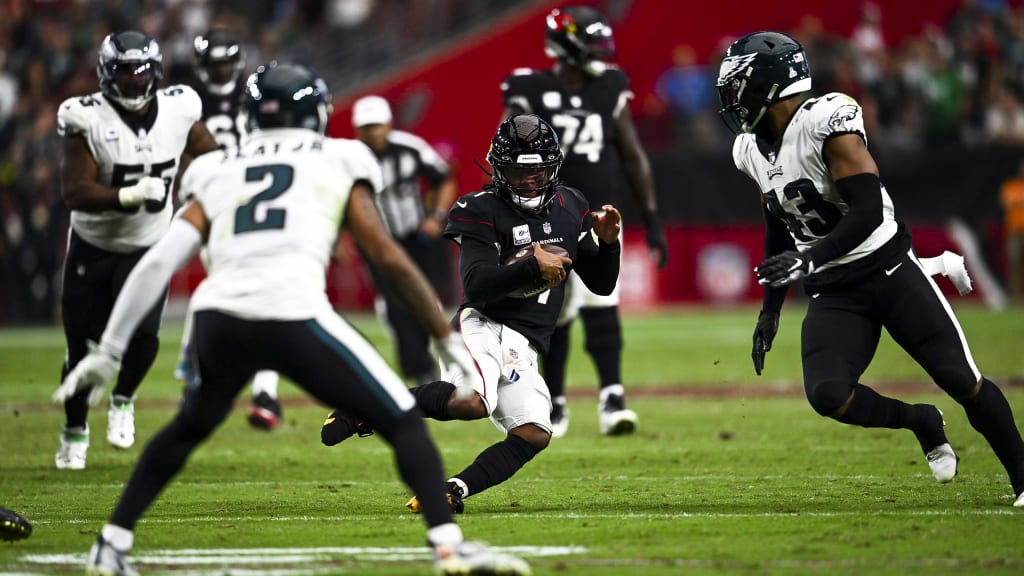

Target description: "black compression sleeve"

left=574, top=238, right=621, bottom=296
left=762, top=205, right=793, bottom=312
left=459, top=234, right=542, bottom=302
left=806, top=173, right=884, bottom=267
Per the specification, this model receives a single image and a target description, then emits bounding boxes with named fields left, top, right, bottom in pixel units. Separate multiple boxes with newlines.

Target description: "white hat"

left=352, top=95, right=392, bottom=127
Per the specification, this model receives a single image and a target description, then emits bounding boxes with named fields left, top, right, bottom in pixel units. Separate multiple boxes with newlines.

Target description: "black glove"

left=752, top=310, right=780, bottom=376
left=756, top=250, right=814, bottom=288
left=641, top=211, right=669, bottom=269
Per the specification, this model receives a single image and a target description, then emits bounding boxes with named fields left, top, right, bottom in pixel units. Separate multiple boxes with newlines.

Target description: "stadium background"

left=1, top=0, right=1021, bottom=322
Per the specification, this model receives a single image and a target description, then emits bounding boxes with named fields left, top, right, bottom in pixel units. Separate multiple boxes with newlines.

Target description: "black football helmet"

left=544, top=5, right=616, bottom=75
left=193, top=29, right=245, bottom=96
left=243, top=61, right=331, bottom=134
left=97, top=31, right=162, bottom=111
left=488, top=114, right=563, bottom=214
left=716, top=31, right=811, bottom=134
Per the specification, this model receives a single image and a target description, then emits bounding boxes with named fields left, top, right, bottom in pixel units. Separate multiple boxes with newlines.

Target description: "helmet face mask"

left=488, top=115, right=563, bottom=214
left=194, top=31, right=245, bottom=96
left=97, top=31, right=163, bottom=112
left=544, top=5, right=616, bottom=75
left=715, top=31, right=811, bottom=134
left=243, top=61, right=331, bottom=134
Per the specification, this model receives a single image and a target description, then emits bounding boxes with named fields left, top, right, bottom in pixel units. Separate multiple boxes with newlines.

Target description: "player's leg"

left=56, top=233, right=116, bottom=469
left=579, top=272, right=634, bottom=436
left=542, top=270, right=583, bottom=437
left=802, top=290, right=952, bottom=480
left=105, top=249, right=168, bottom=449
left=92, top=311, right=254, bottom=573
left=887, top=251, right=1024, bottom=497
left=385, top=288, right=439, bottom=386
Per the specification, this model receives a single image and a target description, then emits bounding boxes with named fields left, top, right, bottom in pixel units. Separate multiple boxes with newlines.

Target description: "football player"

left=719, top=31, right=1024, bottom=506
left=323, top=114, right=622, bottom=514
left=183, top=28, right=285, bottom=430
left=501, top=5, right=667, bottom=438
left=54, top=62, right=530, bottom=576
left=55, top=30, right=218, bottom=469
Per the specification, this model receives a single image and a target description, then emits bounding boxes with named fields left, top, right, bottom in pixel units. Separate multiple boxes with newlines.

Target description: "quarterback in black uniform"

left=719, top=31, right=1024, bottom=506
left=323, top=115, right=621, bottom=513
left=501, top=5, right=667, bottom=437
left=180, top=29, right=284, bottom=429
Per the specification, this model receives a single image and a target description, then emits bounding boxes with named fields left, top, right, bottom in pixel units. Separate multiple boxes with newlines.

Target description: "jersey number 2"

left=234, top=164, right=294, bottom=234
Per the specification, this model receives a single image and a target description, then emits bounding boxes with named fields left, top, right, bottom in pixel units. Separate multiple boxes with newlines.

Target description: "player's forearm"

left=575, top=240, right=620, bottom=296
left=762, top=206, right=794, bottom=312
left=459, top=237, right=541, bottom=302
left=429, top=179, right=457, bottom=219
left=61, top=180, right=122, bottom=212
left=806, top=173, right=883, bottom=267
left=374, top=248, right=450, bottom=339
left=622, top=149, right=658, bottom=214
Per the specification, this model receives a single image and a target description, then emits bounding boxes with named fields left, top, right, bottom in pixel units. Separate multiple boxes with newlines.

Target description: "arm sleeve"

left=101, top=219, right=203, bottom=355
left=762, top=204, right=794, bottom=312
left=805, top=173, right=884, bottom=267
left=571, top=211, right=621, bottom=296
left=458, top=234, right=542, bottom=303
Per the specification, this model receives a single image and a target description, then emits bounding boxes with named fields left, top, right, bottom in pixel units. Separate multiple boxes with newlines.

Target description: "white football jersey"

left=57, top=85, right=202, bottom=253
left=180, top=129, right=383, bottom=320
left=733, top=92, right=897, bottom=270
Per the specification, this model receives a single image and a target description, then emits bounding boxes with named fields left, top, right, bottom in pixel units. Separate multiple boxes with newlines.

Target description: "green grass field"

left=1, top=303, right=1023, bottom=575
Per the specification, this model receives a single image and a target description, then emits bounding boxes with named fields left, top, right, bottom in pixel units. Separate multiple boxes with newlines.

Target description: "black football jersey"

left=190, top=79, right=246, bottom=149
left=501, top=67, right=632, bottom=209
left=444, top=186, right=614, bottom=352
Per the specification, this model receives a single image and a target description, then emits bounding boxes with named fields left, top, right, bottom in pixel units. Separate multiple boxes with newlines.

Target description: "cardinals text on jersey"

left=179, top=131, right=383, bottom=320
left=57, top=85, right=202, bottom=253
left=732, top=92, right=897, bottom=271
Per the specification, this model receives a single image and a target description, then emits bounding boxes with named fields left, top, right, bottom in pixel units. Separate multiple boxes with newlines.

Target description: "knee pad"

left=805, top=379, right=855, bottom=416
left=580, top=306, right=622, bottom=354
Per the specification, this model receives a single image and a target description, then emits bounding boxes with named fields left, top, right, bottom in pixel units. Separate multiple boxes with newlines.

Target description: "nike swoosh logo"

left=811, top=293, right=820, bottom=299
left=578, top=231, right=588, bottom=241
left=885, top=263, right=902, bottom=276
left=456, top=200, right=467, bottom=208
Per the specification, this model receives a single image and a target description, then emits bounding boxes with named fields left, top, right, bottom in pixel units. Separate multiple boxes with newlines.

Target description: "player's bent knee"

left=510, top=423, right=550, bottom=452
left=932, top=365, right=978, bottom=400
left=447, top=391, right=488, bottom=420
left=805, top=380, right=854, bottom=417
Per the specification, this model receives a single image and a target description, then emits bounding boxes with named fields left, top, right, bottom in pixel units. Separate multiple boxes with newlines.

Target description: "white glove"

left=52, top=341, right=121, bottom=405
left=118, top=176, right=166, bottom=207
left=435, top=333, right=481, bottom=399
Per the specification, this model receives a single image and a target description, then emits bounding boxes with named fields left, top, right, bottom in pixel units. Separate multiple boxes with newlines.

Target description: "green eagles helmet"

left=243, top=61, right=331, bottom=134
left=716, top=31, right=811, bottom=134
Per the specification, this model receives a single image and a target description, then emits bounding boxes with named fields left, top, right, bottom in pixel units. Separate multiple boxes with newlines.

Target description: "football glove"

left=118, top=176, right=166, bottom=207
left=435, top=333, right=481, bottom=399
left=756, top=250, right=814, bottom=287
left=52, top=340, right=121, bottom=405
left=752, top=310, right=780, bottom=376
left=0, top=507, right=32, bottom=541
left=642, top=211, right=669, bottom=269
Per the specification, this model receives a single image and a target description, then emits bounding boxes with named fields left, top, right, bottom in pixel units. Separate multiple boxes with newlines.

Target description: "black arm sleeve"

left=806, top=172, right=884, bottom=267
left=458, top=234, right=542, bottom=303
left=573, top=235, right=621, bottom=296
left=762, top=204, right=794, bottom=312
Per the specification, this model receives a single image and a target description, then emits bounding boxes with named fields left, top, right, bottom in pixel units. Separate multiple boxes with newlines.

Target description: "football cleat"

left=926, top=443, right=959, bottom=483
left=55, top=425, right=89, bottom=470
left=1014, top=491, right=1024, bottom=508
left=433, top=540, right=531, bottom=575
left=86, top=535, right=138, bottom=576
left=407, top=481, right=464, bottom=514
left=107, top=396, right=135, bottom=449
left=550, top=396, right=569, bottom=439
left=320, top=409, right=373, bottom=446
left=248, top=391, right=283, bottom=430
left=598, top=391, right=637, bottom=436
left=0, top=507, right=32, bottom=541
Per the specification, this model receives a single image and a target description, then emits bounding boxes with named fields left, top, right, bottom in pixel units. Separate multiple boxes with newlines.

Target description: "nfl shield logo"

left=543, top=222, right=552, bottom=234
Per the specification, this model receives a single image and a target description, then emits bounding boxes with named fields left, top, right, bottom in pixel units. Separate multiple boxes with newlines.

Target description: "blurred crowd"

left=652, top=0, right=1024, bottom=155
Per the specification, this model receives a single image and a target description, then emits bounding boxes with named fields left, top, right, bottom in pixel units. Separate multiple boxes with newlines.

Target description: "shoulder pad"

left=56, top=93, right=103, bottom=137
left=160, top=84, right=203, bottom=123
left=804, top=92, right=865, bottom=143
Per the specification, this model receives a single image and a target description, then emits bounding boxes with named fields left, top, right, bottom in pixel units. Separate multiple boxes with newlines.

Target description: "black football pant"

left=109, top=310, right=456, bottom=530
left=60, top=231, right=166, bottom=429
left=802, top=247, right=1024, bottom=490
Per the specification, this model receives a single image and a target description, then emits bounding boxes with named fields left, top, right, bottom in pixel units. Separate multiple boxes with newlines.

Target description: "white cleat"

left=433, top=540, right=531, bottom=576
left=107, top=396, right=136, bottom=449
left=926, top=443, right=959, bottom=483
left=598, top=386, right=637, bottom=436
left=87, top=536, right=138, bottom=576
left=1014, top=492, right=1024, bottom=508
left=550, top=396, right=569, bottom=439
left=55, top=425, right=89, bottom=470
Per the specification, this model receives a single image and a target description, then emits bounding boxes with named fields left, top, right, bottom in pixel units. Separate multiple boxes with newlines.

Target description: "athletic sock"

left=959, top=378, right=1024, bottom=494
left=542, top=322, right=571, bottom=399
left=580, top=306, right=622, bottom=387
left=453, top=434, right=539, bottom=497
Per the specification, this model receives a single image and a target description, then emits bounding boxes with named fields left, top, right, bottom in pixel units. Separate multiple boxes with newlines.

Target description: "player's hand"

left=591, top=204, right=622, bottom=245
left=118, top=176, right=167, bottom=207
left=641, top=210, right=669, bottom=269
left=52, top=341, right=121, bottom=405
left=435, top=332, right=482, bottom=398
left=756, top=250, right=814, bottom=287
left=752, top=310, right=780, bottom=376
left=533, top=242, right=572, bottom=287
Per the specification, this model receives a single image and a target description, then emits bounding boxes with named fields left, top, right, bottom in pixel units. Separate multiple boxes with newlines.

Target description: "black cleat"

left=248, top=391, right=283, bottom=430
left=406, top=481, right=465, bottom=514
left=321, top=409, right=373, bottom=446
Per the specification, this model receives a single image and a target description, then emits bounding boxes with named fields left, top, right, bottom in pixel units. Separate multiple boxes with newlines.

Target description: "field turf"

left=1, top=303, right=1022, bottom=575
